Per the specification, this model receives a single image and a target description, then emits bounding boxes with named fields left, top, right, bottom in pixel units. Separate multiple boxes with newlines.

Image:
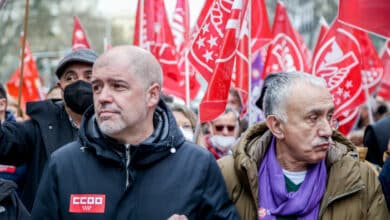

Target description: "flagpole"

left=247, top=0, right=252, bottom=127
left=185, top=50, right=191, bottom=107
left=17, top=0, right=30, bottom=117
left=139, top=0, right=144, bottom=48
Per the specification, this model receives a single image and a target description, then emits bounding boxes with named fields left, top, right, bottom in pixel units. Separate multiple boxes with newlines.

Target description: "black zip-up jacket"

left=0, top=99, right=77, bottom=211
left=0, top=178, right=30, bottom=220
left=31, top=100, right=239, bottom=220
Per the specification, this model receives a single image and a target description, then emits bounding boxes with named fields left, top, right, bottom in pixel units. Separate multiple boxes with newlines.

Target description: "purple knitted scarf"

left=257, top=137, right=327, bottom=220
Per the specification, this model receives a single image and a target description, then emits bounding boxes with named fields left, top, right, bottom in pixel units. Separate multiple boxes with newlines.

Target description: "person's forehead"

left=213, top=112, right=237, bottom=124
left=287, top=83, right=333, bottom=113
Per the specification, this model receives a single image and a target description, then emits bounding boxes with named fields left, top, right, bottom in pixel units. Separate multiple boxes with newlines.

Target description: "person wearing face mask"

left=0, top=48, right=98, bottom=211
left=204, top=107, right=239, bottom=159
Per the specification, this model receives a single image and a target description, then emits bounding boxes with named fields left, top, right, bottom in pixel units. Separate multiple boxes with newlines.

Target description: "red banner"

left=338, top=0, right=390, bottom=38
left=378, top=41, right=390, bottom=101
left=72, top=16, right=91, bottom=50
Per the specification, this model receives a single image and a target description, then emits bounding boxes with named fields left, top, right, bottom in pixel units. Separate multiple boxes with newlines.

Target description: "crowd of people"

left=0, top=46, right=389, bottom=219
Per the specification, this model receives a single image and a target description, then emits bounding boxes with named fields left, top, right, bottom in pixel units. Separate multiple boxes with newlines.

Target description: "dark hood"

left=78, top=99, right=186, bottom=167
left=0, top=178, right=17, bottom=202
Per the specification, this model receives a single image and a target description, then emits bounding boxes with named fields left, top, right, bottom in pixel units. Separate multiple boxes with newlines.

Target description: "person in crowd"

left=218, top=72, right=389, bottom=219
left=379, top=140, right=390, bottom=210
left=31, top=45, right=239, bottom=220
left=169, top=103, right=204, bottom=145
left=228, top=87, right=248, bottom=133
left=46, top=85, right=62, bottom=100
left=6, top=98, right=26, bottom=122
left=0, top=48, right=98, bottom=211
left=364, top=115, right=390, bottom=167
left=0, top=84, right=27, bottom=191
left=204, top=107, right=240, bottom=159
left=0, top=178, right=30, bottom=220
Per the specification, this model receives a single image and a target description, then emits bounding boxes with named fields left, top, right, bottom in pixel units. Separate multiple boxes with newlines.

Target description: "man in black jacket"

left=31, top=46, right=239, bottom=220
left=0, top=48, right=98, bottom=211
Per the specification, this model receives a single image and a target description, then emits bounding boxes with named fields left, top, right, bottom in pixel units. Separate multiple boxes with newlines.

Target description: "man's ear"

left=265, top=115, right=285, bottom=139
left=146, top=83, right=161, bottom=106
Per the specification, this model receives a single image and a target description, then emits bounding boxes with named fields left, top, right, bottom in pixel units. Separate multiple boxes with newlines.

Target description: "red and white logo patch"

left=69, top=194, right=106, bottom=213
left=258, top=207, right=269, bottom=218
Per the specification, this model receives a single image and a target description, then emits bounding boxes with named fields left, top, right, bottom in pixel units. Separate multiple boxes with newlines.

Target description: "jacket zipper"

left=125, top=144, right=130, bottom=188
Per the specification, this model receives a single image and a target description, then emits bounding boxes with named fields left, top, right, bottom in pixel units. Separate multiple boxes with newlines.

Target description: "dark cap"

left=55, top=48, right=98, bottom=79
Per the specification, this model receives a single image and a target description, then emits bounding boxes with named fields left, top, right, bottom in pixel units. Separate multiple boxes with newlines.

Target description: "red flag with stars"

left=6, top=40, right=44, bottom=111
left=188, top=0, right=237, bottom=82
left=312, top=19, right=366, bottom=125
left=72, top=16, right=91, bottom=51
left=263, top=2, right=311, bottom=78
left=199, top=0, right=248, bottom=122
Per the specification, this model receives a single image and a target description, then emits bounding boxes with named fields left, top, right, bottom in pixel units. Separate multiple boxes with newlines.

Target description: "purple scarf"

left=257, top=138, right=327, bottom=220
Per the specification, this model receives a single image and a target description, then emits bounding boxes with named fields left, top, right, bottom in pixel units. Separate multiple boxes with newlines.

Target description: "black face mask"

left=63, top=80, right=93, bottom=114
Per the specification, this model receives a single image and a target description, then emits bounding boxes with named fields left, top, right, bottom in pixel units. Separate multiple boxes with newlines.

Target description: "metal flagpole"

left=139, top=0, right=144, bottom=48
left=17, top=0, right=30, bottom=117
left=247, top=0, right=252, bottom=127
left=185, top=50, right=191, bottom=108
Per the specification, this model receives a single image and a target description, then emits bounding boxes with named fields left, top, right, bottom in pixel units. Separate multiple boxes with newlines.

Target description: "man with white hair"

left=218, top=72, right=389, bottom=219
left=31, top=46, right=239, bottom=220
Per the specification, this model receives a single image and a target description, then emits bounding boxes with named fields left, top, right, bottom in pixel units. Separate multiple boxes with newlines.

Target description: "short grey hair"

left=262, top=72, right=328, bottom=122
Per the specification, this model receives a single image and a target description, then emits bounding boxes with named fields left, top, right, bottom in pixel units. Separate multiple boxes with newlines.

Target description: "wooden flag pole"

left=17, top=0, right=30, bottom=117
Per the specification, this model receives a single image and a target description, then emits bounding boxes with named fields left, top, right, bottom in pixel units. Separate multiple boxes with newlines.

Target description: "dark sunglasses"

left=214, top=125, right=235, bottom=132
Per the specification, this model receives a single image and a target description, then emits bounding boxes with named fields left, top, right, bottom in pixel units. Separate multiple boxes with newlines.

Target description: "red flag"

left=338, top=0, right=390, bottom=38
left=250, top=0, right=272, bottom=53
left=337, top=107, right=360, bottom=135
left=232, top=13, right=249, bottom=113
left=134, top=0, right=198, bottom=101
left=356, top=31, right=384, bottom=94
left=171, top=0, right=190, bottom=54
left=6, top=40, right=43, bottom=111
left=188, top=0, right=236, bottom=81
left=378, top=41, right=390, bottom=101
left=199, top=0, right=248, bottom=122
left=263, top=2, right=311, bottom=78
left=312, top=19, right=366, bottom=121
left=191, top=0, right=214, bottom=39
left=72, top=16, right=91, bottom=51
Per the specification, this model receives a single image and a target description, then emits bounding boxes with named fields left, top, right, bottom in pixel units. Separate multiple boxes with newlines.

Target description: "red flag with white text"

left=72, top=16, right=91, bottom=51
left=312, top=19, right=366, bottom=124
left=263, top=2, right=311, bottom=78
left=6, top=40, right=44, bottom=111
left=251, top=0, right=272, bottom=53
left=199, top=0, right=248, bottom=122
left=355, top=31, right=384, bottom=95
left=338, top=0, right=390, bottom=38
left=378, top=41, right=390, bottom=101
left=171, top=0, right=190, bottom=54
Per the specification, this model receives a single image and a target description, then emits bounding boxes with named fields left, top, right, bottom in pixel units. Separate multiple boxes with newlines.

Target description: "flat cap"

left=55, top=48, right=98, bottom=79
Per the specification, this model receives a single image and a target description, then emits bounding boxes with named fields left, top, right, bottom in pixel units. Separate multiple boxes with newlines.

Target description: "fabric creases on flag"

left=338, top=0, right=390, bottom=38
left=199, top=0, right=249, bottom=123
left=312, top=19, right=366, bottom=134
left=187, top=0, right=236, bottom=82
left=72, top=16, right=91, bottom=51
left=134, top=0, right=199, bottom=101
left=378, top=41, right=390, bottom=101
left=262, top=2, right=311, bottom=78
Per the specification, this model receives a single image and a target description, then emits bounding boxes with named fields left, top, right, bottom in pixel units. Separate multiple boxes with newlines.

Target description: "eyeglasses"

left=214, top=125, right=235, bottom=132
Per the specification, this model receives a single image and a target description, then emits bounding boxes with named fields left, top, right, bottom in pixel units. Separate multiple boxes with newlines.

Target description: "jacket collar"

left=232, top=122, right=360, bottom=210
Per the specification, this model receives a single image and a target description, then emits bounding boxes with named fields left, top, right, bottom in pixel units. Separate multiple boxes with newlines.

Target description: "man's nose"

left=318, top=118, right=333, bottom=137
